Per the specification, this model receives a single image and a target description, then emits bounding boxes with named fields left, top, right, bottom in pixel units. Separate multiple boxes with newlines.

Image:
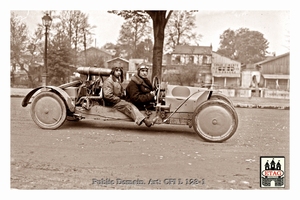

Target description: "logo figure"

left=260, top=156, right=285, bottom=187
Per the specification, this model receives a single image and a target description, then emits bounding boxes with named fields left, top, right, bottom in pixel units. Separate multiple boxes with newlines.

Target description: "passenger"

left=125, top=64, right=156, bottom=110
left=103, top=66, right=156, bottom=127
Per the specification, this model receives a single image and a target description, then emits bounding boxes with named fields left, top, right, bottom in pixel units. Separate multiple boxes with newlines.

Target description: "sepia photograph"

left=6, top=0, right=297, bottom=199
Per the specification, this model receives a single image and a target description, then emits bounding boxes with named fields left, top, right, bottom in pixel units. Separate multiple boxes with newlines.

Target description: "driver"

left=103, top=66, right=156, bottom=127
left=125, top=64, right=156, bottom=110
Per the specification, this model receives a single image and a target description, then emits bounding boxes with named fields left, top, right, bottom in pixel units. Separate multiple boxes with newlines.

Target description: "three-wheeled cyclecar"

left=22, top=66, right=238, bottom=142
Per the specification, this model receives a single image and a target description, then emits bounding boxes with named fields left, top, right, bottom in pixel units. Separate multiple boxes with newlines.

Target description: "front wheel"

left=210, top=93, right=233, bottom=106
left=192, top=100, right=238, bottom=142
left=30, top=91, right=67, bottom=129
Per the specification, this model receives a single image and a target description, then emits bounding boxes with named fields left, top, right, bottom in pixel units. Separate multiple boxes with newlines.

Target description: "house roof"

left=262, top=74, right=290, bottom=79
left=172, top=45, right=212, bottom=55
left=212, top=51, right=241, bottom=63
left=106, top=57, right=129, bottom=63
left=81, top=47, right=113, bottom=56
left=256, top=52, right=290, bottom=65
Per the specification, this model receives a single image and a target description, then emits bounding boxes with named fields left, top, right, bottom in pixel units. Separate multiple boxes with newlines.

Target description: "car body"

left=22, top=66, right=238, bottom=142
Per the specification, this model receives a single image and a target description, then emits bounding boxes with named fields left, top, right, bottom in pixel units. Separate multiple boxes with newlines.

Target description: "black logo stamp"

left=260, top=156, right=285, bottom=188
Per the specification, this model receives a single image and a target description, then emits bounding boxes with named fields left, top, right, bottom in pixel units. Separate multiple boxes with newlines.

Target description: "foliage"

left=10, top=10, right=97, bottom=87
left=136, top=38, right=153, bottom=62
left=163, top=64, right=199, bottom=86
left=109, top=10, right=173, bottom=80
left=117, top=14, right=152, bottom=59
left=164, top=11, right=202, bottom=53
left=47, top=35, right=73, bottom=85
left=101, top=42, right=121, bottom=58
left=10, top=12, right=29, bottom=85
left=10, top=12, right=43, bottom=87
left=55, top=10, right=96, bottom=66
left=217, top=28, right=269, bottom=64
left=83, top=51, right=106, bottom=68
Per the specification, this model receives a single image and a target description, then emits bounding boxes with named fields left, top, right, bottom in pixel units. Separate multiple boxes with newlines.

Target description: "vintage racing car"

left=22, top=66, right=239, bottom=142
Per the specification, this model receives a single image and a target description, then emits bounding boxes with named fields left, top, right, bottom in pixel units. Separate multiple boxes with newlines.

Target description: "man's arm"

left=127, top=82, right=154, bottom=103
left=103, top=79, right=121, bottom=104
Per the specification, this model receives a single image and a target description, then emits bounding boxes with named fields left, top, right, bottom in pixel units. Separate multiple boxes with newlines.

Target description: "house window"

left=216, top=64, right=237, bottom=73
left=202, top=56, right=207, bottom=64
left=173, top=55, right=181, bottom=64
left=227, top=66, right=234, bottom=72
left=189, top=55, right=194, bottom=64
left=218, top=66, right=225, bottom=72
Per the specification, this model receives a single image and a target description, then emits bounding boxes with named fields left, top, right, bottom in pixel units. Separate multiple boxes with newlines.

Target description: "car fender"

left=21, top=86, right=75, bottom=112
left=194, top=90, right=212, bottom=109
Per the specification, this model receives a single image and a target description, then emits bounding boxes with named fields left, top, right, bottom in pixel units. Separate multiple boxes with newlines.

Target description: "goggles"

left=138, top=65, right=149, bottom=70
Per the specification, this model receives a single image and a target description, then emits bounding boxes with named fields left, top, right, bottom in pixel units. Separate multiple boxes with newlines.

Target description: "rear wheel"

left=192, top=100, right=238, bottom=142
left=30, top=91, right=67, bottom=129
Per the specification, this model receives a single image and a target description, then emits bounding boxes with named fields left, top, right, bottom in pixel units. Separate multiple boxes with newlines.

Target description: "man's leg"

left=113, top=100, right=145, bottom=125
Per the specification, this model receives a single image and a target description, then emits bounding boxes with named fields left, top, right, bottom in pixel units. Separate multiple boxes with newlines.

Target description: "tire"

left=30, top=91, right=67, bottom=129
left=210, top=93, right=233, bottom=106
left=192, top=100, right=238, bottom=142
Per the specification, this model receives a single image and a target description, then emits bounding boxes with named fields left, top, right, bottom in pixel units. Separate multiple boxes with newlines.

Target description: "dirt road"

left=10, top=97, right=289, bottom=190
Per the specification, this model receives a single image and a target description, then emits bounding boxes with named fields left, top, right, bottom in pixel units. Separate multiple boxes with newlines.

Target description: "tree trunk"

left=11, top=63, right=16, bottom=86
left=21, top=66, right=34, bottom=88
left=147, top=11, right=172, bottom=82
left=26, top=73, right=34, bottom=88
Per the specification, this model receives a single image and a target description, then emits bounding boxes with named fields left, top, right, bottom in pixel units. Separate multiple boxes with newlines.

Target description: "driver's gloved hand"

left=150, top=91, right=155, bottom=96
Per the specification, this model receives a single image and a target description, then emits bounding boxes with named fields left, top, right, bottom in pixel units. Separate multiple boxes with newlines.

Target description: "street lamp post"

left=42, top=13, right=52, bottom=86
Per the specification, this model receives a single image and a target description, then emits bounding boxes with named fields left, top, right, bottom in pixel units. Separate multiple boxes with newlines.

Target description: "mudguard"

left=21, top=86, right=75, bottom=112
left=195, top=90, right=213, bottom=108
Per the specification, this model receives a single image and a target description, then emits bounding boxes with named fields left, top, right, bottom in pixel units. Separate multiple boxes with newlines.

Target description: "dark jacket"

left=125, top=74, right=154, bottom=110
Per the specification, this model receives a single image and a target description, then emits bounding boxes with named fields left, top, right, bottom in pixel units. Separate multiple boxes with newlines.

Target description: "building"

left=253, top=52, right=290, bottom=99
left=107, top=57, right=129, bottom=72
left=77, top=47, right=113, bottom=68
left=211, top=52, right=241, bottom=88
left=256, top=52, right=290, bottom=91
left=240, top=64, right=261, bottom=88
left=164, top=45, right=241, bottom=89
left=164, top=45, right=213, bottom=86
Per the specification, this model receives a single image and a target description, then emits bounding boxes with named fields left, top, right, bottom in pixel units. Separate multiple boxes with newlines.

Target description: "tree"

left=164, top=10, right=202, bottom=53
left=136, top=38, right=153, bottom=62
left=23, top=26, right=45, bottom=87
left=57, top=10, right=95, bottom=66
left=109, top=10, right=173, bottom=81
left=43, top=10, right=96, bottom=85
left=216, top=29, right=236, bottom=59
left=117, top=14, right=152, bottom=59
left=10, top=12, right=44, bottom=87
left=164, top=64, right=199, bottom=86
left=101, top=42, right=121, bottom=58
left=47, top=36, right=73, bottom=85
left=78, top=13, right=96, bottom=66
left=10, top=12, right=29, bottom=86
left=217, top=28, right=269, bottom=64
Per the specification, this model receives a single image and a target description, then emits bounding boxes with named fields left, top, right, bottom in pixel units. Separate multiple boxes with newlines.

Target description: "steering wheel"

left=152, top=76, right=161, bottom=104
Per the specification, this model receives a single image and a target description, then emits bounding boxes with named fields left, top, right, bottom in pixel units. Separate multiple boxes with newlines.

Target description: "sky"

left=11, top=10, right=290, bottom=56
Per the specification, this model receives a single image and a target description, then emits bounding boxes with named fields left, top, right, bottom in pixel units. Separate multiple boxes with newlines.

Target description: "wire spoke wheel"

left=30, top=91, right=67, bottom=129
left=192, top=100, right=238, bottom=142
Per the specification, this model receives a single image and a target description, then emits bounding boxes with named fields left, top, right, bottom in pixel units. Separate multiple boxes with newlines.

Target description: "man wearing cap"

left=125, top=64, right=156, bottom=110
left=103, top=66, right=155, bottom=127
